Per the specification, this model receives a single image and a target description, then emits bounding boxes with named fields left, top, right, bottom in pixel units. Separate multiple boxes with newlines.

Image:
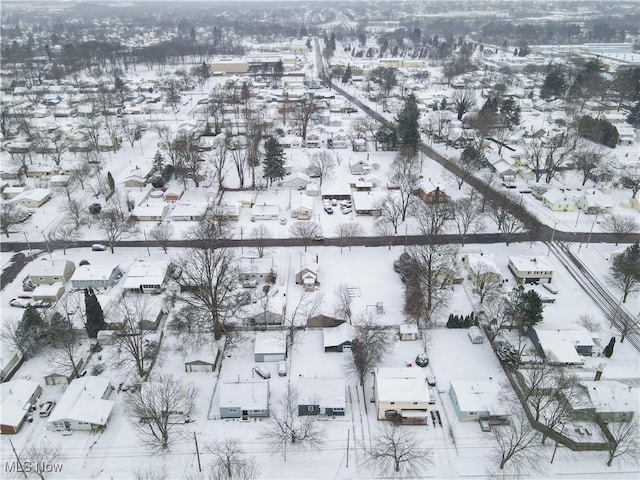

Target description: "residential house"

left=11, top=188, right=51, bottom=208
left=47, top=376, right=114, bottom=432
left=413, top=187, right=451, bottom=204
left=70, top=264, right=122, bottom=290
left=462, top=254, right=502, bottom=284
left=239, top=257, right=276, bottom=287
left=2, top=186, right=26, bottom=199
left=0, top=350, right=24, bottom=383
left=527, top=328, right=591, bottom=365
left=305, top=182, right=320, bottom=196
left=323, top=323, right=353, bottom=352
left=305, top=133, right=321, bottom=148
left=0, top=380, right=42, bottom=434
left=350, top=160, right=371, bottom=175
left=350, top=180, right=373, bottom=192
left=508, top=256, right=554, bottom=284
left=577, top=381, right=637, bottom=422
left=328, top=134, right=349, bottom=149
left=295, top=256, right=319, bottom=291
left=278, top=136, right=303, bottom=148
left=542, top=189, right=576, bottom=212
left=290, top=194, right=314, bottom=219
left=254, top=331, right=286, bottom=362
left=122, top=259, right=170, bottom=293
left=170, top=203, right=209, bottom=221
left=251, top=204, right=280, bottom=221
left=449, top=380, right=507, bottom=422
left=281, top=172, right=311, bottom=189
left=298, top=378, right=346, bottom=416
left=131, top=203, right=168, bottom=222
left=399, top=324, right=419, bottom=341
left=352, top=138, right=367, bottom=152
left=352, top=191, right=383, bottom=216
left=491, top=160, right=517, bottom=185
left=30, top=259, right=75, bottom=286
left=219, top=382, right=269, bottom=419
left=374, top=368, right=430, bottom=424
left=577, top=190, right=614, bottom=214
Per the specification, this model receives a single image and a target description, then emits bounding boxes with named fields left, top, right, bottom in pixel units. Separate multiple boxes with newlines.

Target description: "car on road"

left=39, top=400, right=56, bottom=417
left=10, top=298, right=30, bottom=308
left=91, top=244, right=107, bottom=251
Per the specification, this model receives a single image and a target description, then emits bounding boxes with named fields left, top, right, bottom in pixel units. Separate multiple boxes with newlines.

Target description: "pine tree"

left=15, top=306, right=49, bottom=358
left=262, top=136, right=286, bottom=186
left=511, top=286, right=544, bottom=328
left=84, top=287, right=106, bottom=338
left=153, top=150, right=164, bottom=172
left=603, top=337, right=616, bottom=358
left=395, top=94, right=420, bottom=153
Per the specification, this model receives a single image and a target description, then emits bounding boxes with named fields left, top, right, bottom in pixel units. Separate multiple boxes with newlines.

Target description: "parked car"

left=279, top=217, right=287, bottom=225
left=331, top=199, right=338, bottom=206
left=254, top=365, right=271, bottom=379
left=341, top=200, right=352, bottom=208
left=323, top=206, right=334, bottom=214
left=91, top=244, right=107, bottom=251
left=415, top=353, right=429, bottom=367
left=278, top=361, right=287, bottom=377
left=341, top=207, right=352, bottom=214
left=39, top=400, right=56, bottom=417
left=426, top=375, right=437, bottom=387
left=32, top=300, right=52, bottom=308
left=9, top=298, right=30, bottom=308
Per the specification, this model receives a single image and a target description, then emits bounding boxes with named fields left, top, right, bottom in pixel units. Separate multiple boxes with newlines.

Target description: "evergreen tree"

left=107, top=171, right=115, bottom=192
left=500, top=97, right=521, bottom=127
left=84, top=287, right=106, bottom=338
left=460, top=144, right=486, bottom=169
left=603, top=337, right=616, bottom=358
left=341, top=65, right=352, bottom=83
left=14, top=306, right=49, bottom=358
left=153, top=150, right=164, bottom=172
left=579, top=115, right=619, bottom=148
left=541, top=65, right=566, bottom=100
left=609, top=242, right=640, bottom=303
left=511, top=286, right=544, bottom=328
left=262, top=136, right=286, bottom=186
left=395, top=94, right=420, bottom=153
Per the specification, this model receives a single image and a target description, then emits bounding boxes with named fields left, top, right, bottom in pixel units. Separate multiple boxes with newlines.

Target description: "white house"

left=542, top=189, right=576, bottom=212
left=449, top=380, right=506, bottom=422
left=122, top=259, right=170, bottom=293
left=374, top=368, right=430, bottom=424
left=251, top=204, right=280, bottom=221
left=290, top=194, right=314, bottom=219
left=219, top=382, right=269, bottom=419
left=508, top=256, right=554, bottom=284
left=47, top=376, right=114, bottom=432
left=30, top=259, right=76, bottom=285
left=295, top=255, right=319, bottom=291
left=577, top=190, right=614, bottom=214
left=462, top=254, right=502, bottom=283
left=170, top=203, right=209, bottom=221
left=131, top=203, right=168, bottom=221
left=11, top=188, right=51, bottom=208
left=281, top=172, right=311, bottom=188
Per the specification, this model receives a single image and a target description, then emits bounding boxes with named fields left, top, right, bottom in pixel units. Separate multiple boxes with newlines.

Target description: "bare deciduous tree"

left=374, top=218, right=396, bottom=250
left=606, top=419, right=640, bottom=467
left=452, top=89, right=476, bottom=121
left=114, top=296, right=155, bottom=377
left=52, top=222, right=80, bottom=255
left=149, top=223, right=174, bottom=253
left=125, top=375, right=197, bottom=451
left=335, top=221, right=364, bottom=252
left=293, top=95, right=321, bottom=141
left=133, top=465, right=168, bottom=480
left=96, top=208, right=137, bottom=253
left=0, top=202, right=29, bottom=237
left=46, top=312, right=84, bottom=380
left=601, top=214, right=639, bottom=246
left=375, top=194, right=404, bottom=234
left=249, top=224, right=272, bottom=258
left=347, top=313, right=394, bottom=388
left=489, top=401, right=542, bottom=476
left=259, top=386, right=326, bottom=461
left=488, top=199, right=525, bottom=245
left=307, top=150, right=336, bottom=186
left=470, top=262, right=503, bottom=304
left=334, top=283, right=353, bottom=323
left=452, top=192, right=484, bottom=246
left=289, top=221, right=322, bottom=252
left=201, top=439, right=260, bottom=480
left=389, top=147, right=420, bottom=222
left=363, top=423, right=433, bottom=477
left=21, top=441, right=62, bottom=480
left=413, top=201, right=453, bottom=236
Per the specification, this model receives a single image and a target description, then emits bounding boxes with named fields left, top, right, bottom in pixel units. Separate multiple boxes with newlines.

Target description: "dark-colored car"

left=415, top=353, right=429, bottom=367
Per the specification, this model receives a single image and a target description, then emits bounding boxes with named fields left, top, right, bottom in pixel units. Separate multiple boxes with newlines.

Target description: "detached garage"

left=254, top=332, right=286, bottom=362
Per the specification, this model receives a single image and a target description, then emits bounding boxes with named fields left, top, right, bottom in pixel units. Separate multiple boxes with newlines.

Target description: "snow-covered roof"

left=579, top=190, right=614, bottom=208
left=30, top=259, right=73, bottom=278
left=291, top=193, right=314, bottom=211
left=48, top=376, right=113, bottom=426
left=298, top=378, right=346, bottom=408
left=399, top=324, right=419, bottom=335
left=464, top=253, right=501, bottom=276
left=32, top=283, right=65, bottom=296
left=542, top=188, right=577, bottom=204
left=219, top=382, right=268, bottom=410
left=11, top=187, right=50, bottom=202
left=508, top=256, right=554, bottom=273
left=375, top=368, right=428, bottom=403
left=240, top=257, right=275, bottom=274
left=123, top=259, right=169, bottom=289
left=0, top=380, right=40, bottom=428
left=450, top=380, right=504, bottom=414
left=282, top=172, right=311, bottom=184
left=582, top=380, right=639, bottom=414
left=70, top=264, right=119, bottom=283
left=533, top=329, right=585, bottom=364
left=254, top=331, right=286, bottom=355
left=323, top=323, right=352, bottom=348
left=352, top=191, right=384, bottom=211
left=132, top=203, right=167, bottom=218
left=170, top=203, right=209, bottom=218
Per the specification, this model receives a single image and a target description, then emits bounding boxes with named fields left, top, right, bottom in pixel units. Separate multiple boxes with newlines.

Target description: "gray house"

left=70, top=264, right=122, bottom=290
left=298, top=378, right=346, bottom=416
left=323, top=323, right=352, bottom=352
left=219, top=382, right=269, bottom=419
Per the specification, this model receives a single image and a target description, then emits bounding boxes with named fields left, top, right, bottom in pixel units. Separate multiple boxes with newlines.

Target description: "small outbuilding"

left=399, top=324, right=419, bottom=341
left=467, top=326, right=484, bottom=344
left=323, top=323, right=353, bottom=352
left=254, top=331, right=286, bottom=362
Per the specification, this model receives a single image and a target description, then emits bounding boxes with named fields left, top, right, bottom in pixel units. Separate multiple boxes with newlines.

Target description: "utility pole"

left=194, top=431, right=201, bottom=472
left=8, top=438, right=27, bottom=478
left=346, top=429, right=350, bottom=468
left=23, top=232, right=34, bottom=262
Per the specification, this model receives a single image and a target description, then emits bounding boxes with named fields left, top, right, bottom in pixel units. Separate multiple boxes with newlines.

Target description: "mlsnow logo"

left=4, top=461, right=64, bottom=474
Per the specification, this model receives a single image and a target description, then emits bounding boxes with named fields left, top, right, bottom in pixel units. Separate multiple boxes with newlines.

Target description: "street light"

left=585, top=213, right=600, bottom=249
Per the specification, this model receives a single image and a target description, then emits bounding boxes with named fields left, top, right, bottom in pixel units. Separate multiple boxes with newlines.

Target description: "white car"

left=39, top=400, right=56, bottom=417
left=10, top=298, right=30, bottom=308
left=341, top=207, right=352, bottom=214
left=91, top=244, right=107, bottom=251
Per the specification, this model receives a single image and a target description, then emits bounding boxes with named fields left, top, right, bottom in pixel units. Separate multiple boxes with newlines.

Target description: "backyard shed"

left=467, top=326, right=484, bottom=344
left=254, top=331, right=286, bottom=362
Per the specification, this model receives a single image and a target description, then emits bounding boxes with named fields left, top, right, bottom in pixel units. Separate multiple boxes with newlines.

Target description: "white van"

left=278, top=361, right=287, bottom=377
left=255, top=365, right=271, bottom=379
